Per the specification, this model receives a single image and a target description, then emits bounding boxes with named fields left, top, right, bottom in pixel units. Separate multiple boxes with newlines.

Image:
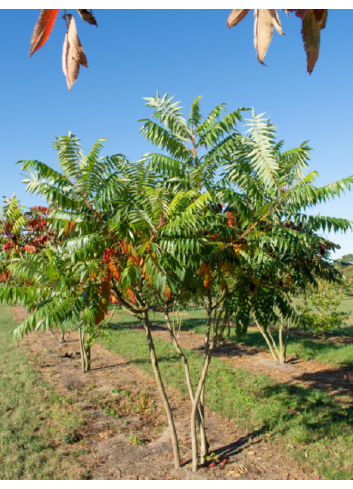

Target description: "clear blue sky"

left=1, top=9, right=352, bottom=258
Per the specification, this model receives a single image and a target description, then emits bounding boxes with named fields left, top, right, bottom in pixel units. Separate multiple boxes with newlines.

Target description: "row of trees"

left=1, top=92, right=352, bottom=471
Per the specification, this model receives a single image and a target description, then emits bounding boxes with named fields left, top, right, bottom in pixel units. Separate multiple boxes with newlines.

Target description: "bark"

left=85, top=341, right=91, bottom=371
left=49, top=327, right=59, bottom=344
left=279, top=316, right=284, bottom=364
left=254, top=319, right=279, bottom=361
left=283, top=318, right=290, bottom=362
left=225, top=316, right=231, bottom=341
left=78, top=327, right=86, bottom=373
left=164, top=310, right=208, bottom=463
left=199, top=291, right=213, bottom=463
left=142, top=312, right=180, bottom=469
left=191, top=310, right=228, bottom=472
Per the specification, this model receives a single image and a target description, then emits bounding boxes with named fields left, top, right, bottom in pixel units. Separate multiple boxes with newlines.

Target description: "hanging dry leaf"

left=30, top=9, right=60, bottom=57
left=77, top=9, right=98, bottom=26
left=228, top=9, right=328, bottom=73
left=62, top=14, right=88, bottom=91
left=254, top=9, right=284, bottom=65
left=301, top=9, right=327, bottom=73
left=227, top=9, right=250, bottom=28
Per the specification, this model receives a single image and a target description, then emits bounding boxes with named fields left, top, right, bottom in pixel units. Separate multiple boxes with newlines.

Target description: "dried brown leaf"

left=295, top=9, right=310, bottom=20
left=62, top=14, right=88, bottom=91
left=254, top=9, right=284, bottom=65
left=77, top=9, right=98, bottom=26
left=301, top=9, right=322, bottom=74
left=227, top=9, right=250, bottom=28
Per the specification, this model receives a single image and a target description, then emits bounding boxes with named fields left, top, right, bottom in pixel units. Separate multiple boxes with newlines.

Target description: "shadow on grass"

left=214, top=383, right=353, bottom=459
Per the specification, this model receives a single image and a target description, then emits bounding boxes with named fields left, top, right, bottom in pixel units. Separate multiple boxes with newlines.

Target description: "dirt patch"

left=20, top=327, right=316, bottom=480
left=11, top=305, right=29, bottom=323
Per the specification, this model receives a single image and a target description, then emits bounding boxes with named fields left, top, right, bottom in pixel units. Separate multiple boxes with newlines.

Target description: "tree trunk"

left=164, top=310, right=208, bottom=464
left=279, top=316, right=284, bottom=364
left=283, top=318, right=290, bottom=363
left=78, top=327, right=86, bottom=373
left=254, top=319, right=279, bottom=361
left=142, top=312, right=180, bottom=469
left=49, top=328, right=59, bottom=344
left=191, top=310, right=227, bottom=472
left=85, top=341, right=91, bottom=371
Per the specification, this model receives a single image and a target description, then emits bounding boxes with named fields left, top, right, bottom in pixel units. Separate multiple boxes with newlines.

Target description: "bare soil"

left=10, top=306, right=318, bottom=480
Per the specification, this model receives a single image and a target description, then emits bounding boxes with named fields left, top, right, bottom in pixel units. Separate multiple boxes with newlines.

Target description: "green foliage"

left=297, top=280, right=352, bottom=336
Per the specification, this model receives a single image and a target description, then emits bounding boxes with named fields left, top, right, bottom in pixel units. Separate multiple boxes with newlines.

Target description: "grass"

left=101, top=320, right=353, bottom=480
left=0, top=304, right=84, bottom=480
left=108, top=297, right=353, bottom=369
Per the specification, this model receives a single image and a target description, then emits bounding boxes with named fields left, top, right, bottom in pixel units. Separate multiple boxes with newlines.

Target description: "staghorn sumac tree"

left=1, top=92, right=352, bottom=474
left=140, top=91, right=353, bottom=471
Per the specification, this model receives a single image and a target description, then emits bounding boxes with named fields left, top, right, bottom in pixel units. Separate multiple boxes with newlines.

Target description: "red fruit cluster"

left=225, top=211, right=234, bottom=227
left=102, top=246, right=116, bottom=264
left=31, top=206, right=49, bottom=214
left=24, top=244, right=38, bottom=253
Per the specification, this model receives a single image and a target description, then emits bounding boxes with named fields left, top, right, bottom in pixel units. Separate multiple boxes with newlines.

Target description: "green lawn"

left=102, top=317, right=353, bottom=480
left=0, top=304, right=84, bottom=480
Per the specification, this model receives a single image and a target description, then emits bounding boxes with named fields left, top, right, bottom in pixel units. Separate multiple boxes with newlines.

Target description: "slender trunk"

left=283, top=319, right=290, bottom=362
left=279, top=316, right=284, bottom=364
left=164, top=310, right=207, bottom=464
left=199, top=292, right=213, bottom=463
left=78, top=327, right=86, bottom=373
left=267, top=326, right=280, bottom=358
left=142, top=312, right=180, bottom=470
left=254, top=319, right=278, bottom=361
left=191, top=311, right=228, bottom=472
left=191, top=350, right=212, bottom=472
left=59, top=330, right=65, bottom=344
left=225, top=316, right=231, bottom=341
left=86, top=342, right=91, bottom=370
left=49, top=328, right=59, bottom=344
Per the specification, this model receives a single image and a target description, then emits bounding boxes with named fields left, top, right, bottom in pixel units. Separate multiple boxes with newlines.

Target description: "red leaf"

left=30, top=9, right=60, bottom=57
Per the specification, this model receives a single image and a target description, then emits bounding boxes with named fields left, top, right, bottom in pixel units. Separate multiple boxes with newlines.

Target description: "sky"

left=1, top=9, right=352, bottom=258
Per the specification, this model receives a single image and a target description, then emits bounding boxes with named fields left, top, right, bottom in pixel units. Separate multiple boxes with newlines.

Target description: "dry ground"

left=11, top=305, right=319, bottom=480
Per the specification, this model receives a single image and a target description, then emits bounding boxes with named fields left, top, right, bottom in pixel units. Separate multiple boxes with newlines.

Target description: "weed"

left=103, top=408, right=120, bottom=418
left=111, top=386, right=123, bottom=394
left=129, top=435, right=144, bottom=446
left=62, top=430, right=77, bottom=445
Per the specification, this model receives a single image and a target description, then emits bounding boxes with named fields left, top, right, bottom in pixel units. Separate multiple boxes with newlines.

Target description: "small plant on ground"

left=129, top=435, right=144, bottom=446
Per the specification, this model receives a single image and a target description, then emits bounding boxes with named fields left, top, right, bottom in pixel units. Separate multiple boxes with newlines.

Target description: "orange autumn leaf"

left=30, top=9, right=60, bottom=57
left=110, top=293, right=119, bottom=304
left=109, top=260, right=121, bottom=281
left=126, top=286, right=136, bottom=304
left=163, top=284, right=171, bottom=300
